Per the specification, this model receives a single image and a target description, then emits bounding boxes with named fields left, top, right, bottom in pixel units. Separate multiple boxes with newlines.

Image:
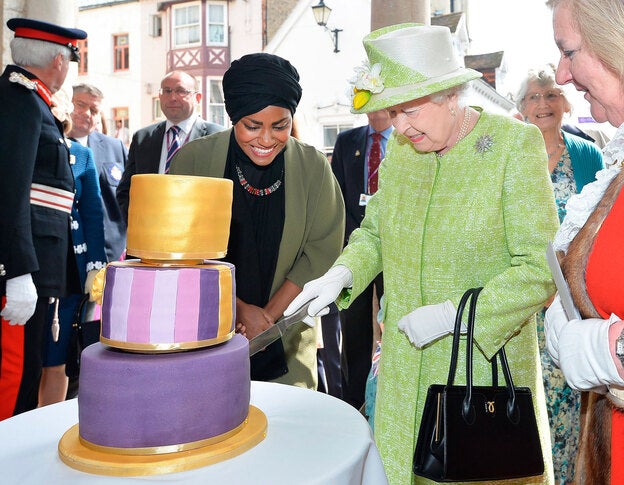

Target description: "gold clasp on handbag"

left=485, top=400, right=495, bottom=414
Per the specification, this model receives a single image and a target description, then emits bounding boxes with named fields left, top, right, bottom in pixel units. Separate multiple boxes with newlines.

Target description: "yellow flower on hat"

left=353, top=89, right=371, bottom=110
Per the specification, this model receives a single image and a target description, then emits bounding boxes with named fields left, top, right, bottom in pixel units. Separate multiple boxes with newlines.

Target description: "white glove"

left=1, top=274, right=38, bottom=325
left=84, top=269, right=99, bottom=301
left=398, top=300, right=458, bottom=348
left=544, top=294, right=568, bottom=367
left=284, top=265, right=353, bottom=322
left=302, top=315, right=320, bottom=328
left=557, top=314, right=624, bottom=391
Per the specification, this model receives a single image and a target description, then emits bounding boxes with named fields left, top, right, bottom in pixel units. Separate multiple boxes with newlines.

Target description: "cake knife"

left=546, top=242, right=581, bottom=320
left=248, top=301, right=312, bottom=357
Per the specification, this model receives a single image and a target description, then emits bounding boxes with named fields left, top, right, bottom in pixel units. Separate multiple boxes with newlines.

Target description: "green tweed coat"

left=170, top=129, right=345, bottom=389
left=336, top=109, right=559, bottom=485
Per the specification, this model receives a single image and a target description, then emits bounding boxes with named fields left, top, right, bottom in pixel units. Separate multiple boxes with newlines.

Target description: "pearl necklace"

left=436, top=107, right=472, bottom=158
left=457, top=107, right=472, bottom=144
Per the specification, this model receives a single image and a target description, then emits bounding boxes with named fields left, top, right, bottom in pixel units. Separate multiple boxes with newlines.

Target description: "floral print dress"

left=537, top=146, right=580, bottom=484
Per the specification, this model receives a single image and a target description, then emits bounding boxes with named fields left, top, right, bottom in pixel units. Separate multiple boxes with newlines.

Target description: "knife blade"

left=248, top=301, right=312, bottom=357
left=546, top=242, right=581, bottom=320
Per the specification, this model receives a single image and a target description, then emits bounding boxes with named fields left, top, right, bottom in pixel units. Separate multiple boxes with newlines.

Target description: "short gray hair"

left=10, top=37, right=70, bottom=68
left=515, top=65, right=571, bottom=113
left=430, top=83, right=470, bottom=106
left=72, top=83, right=104, bottom=100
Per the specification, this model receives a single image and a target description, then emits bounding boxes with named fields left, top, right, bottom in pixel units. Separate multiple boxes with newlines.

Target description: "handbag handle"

left=446, top=287, right=519, bottom=425
left=72, top=294, right=92, bottom=328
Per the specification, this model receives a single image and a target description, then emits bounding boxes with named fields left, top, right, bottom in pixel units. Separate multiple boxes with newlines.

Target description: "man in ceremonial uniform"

left=0, top=18, right=86, bottom=419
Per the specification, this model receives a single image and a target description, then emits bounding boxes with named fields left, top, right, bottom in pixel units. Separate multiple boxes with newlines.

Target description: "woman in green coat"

left=286, top=24, right=559, bottom=484
left=171, top=53, right=345, bottom=389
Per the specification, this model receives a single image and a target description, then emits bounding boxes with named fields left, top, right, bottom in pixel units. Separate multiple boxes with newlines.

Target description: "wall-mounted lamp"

left=312, top=0, right=342, bottom=53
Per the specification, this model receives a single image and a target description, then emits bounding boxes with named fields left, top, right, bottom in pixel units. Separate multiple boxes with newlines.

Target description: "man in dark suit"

left=116, top=70, right=224, bottom=223
left=69, top=83, right=128, bottom=262
left=0, top=18, right=86, bottom=419
left=330, top=109, right=393, bottom=410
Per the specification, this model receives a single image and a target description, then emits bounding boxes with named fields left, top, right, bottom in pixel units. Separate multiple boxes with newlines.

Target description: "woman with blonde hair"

left=545, top=0, right=624, bottom=482
left=516, top=65, right=603, bottom=484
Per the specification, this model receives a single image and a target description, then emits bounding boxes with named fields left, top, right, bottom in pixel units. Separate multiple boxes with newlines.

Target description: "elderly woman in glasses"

left=516, top=66, right=604, bottom=484
left=516, top=66, right=604, bottom=222
left=287, top=23, right=559, bottom=484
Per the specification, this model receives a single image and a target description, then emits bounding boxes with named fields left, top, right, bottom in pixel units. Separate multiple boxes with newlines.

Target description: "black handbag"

left=413, top=288, right=544, bottom=482
left=65, top=294, right=101, bottom=379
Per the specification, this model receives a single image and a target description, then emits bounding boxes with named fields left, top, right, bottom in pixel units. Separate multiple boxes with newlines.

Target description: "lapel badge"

left=355, top=150, right=361, bottom=157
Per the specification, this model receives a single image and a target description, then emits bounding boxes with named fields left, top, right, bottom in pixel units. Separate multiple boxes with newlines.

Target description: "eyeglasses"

left=159, top=87, right=196, bottom=98
left=388, top=105, right=426, bottom=119
left=524, top=91, right=563, bottom=104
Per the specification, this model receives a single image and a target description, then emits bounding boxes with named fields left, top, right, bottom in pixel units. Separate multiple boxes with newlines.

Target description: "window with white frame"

left=207, top=79, right=227, bottom=126
left=173, top=2, right=201, bottom=48
left=152, top=97, right=163, bottom=121
left=323, top=124, right=353, bottom=157
left=207, top=3, right=227, bottom=45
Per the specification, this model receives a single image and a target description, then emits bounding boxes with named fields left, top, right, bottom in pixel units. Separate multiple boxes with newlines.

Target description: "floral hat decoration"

left=349, top=23, right=482, bottom=114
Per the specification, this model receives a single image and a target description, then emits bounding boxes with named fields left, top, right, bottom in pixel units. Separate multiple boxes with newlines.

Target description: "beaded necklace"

left=436, top=107, right=472, bottom=158
left=235, top=164, right=283, bottom=196
left=547, top=143, right=565, bottom=160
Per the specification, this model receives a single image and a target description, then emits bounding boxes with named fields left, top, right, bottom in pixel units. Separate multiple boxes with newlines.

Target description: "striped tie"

left=164, top=125, right=181, bottom=174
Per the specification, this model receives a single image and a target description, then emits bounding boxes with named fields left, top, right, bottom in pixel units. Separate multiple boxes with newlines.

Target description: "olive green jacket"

left=171, top=129, right=345, bottom=388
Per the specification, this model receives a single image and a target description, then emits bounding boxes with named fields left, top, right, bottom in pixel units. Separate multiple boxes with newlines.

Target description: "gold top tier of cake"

left=127, top=174, right=233, bottom=262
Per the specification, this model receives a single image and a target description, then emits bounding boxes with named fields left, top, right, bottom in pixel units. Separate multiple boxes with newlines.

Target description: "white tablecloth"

left=0, top=381, right=388, bottom=485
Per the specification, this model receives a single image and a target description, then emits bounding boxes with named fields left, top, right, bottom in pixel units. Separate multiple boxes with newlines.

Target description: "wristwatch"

left=616, top=328, right=624, bottom=365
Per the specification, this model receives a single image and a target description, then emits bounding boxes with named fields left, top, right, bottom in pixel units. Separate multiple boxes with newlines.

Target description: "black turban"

left=223, top=53, right=302, bottom=124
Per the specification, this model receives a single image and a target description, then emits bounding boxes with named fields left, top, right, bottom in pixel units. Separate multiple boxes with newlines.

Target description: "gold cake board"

left=58, top=405, right=267, bottom=477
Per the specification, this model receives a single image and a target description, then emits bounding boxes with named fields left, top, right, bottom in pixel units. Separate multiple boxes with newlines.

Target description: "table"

left=0, top=381, right=388, bottom=484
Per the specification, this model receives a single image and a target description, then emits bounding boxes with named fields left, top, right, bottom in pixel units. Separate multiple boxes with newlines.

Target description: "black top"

left=224, top=132, right=287, bottom=380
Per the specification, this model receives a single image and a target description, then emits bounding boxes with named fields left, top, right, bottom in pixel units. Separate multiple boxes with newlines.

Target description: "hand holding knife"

left=248, top=300, right=314, bottom=356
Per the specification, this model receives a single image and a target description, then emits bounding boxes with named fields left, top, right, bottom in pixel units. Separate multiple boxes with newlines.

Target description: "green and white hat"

left=350, top=23, right=482, bottom=114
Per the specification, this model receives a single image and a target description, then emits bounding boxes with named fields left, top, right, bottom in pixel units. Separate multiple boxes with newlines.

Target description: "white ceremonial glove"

left=284, top=265, right=353, bottom=324
left=302, top=315, right=320, bottom=328
left=1, top=274, right=38, bottom=325
left=557, top=314, right=624, bottom=391
left=398, top=300, right=457, bottom=348
left=544, top=294, right=568, bottom=367
left=84, top=269, right=99, bottom=302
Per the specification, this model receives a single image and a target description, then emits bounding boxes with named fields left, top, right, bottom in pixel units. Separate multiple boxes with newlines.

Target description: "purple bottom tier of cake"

left=78, top=334, right=250, bottom=451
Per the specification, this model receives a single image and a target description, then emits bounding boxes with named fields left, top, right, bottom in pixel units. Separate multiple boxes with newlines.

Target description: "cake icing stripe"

left=100, top=266, right=114, bottom=338
left=174, top=268, right=200, bottom=341
left=126, top=268, right=156, bottom=343
left=197, top=268, right=219, bottom=340
left=108, top=267, right=133, bottom=341
left=77, top=416, right=249, bottom=455
left=150, top=269, right=179, bottom=343
left=217, top=265, right=235, bottom=336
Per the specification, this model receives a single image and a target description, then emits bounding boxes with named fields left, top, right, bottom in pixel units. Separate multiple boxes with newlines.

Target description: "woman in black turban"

left=170, top=53, right=345, bottom=388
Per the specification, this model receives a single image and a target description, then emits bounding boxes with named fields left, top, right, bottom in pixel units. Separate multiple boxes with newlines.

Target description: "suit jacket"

left=116, top=117, right=223, bottom=224
left=0, top=65, right=75, bottom=296
left=87, top=131, right=128, bottom=262
left=331, top=125, right=369, bottom=246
